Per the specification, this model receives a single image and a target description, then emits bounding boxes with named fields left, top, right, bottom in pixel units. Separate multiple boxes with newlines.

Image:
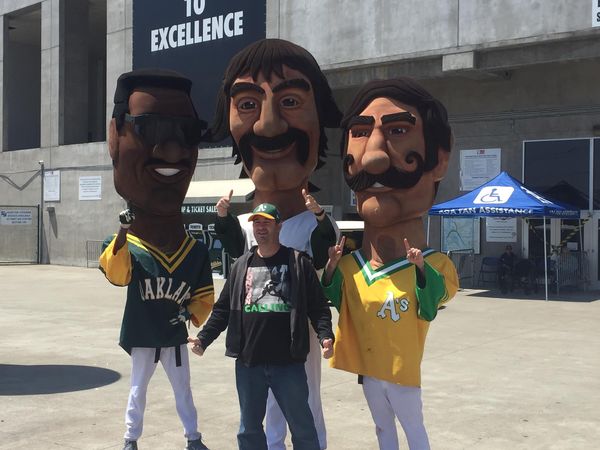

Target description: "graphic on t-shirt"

left=244, top=265, right=290, bottom=313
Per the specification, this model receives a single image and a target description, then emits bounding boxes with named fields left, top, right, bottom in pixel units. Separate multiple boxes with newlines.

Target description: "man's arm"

left=303, top=188, right=338, bottom=269
left=301, top=254, right=334, bottom=344
left=191, top=276, right=233, bottom=352
left=214, top=190, right=246, bottom=258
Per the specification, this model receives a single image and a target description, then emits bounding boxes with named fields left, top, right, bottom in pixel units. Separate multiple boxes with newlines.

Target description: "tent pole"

left=426, top=216, right=430, bottom=246
left=543, top=216, right=548, bottom=301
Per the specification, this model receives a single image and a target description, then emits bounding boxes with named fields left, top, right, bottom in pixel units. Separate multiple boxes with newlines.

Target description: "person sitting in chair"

left=499, top=245, right=516, bottom=294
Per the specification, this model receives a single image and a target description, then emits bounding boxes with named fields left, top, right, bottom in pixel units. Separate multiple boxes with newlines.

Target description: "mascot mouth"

left=154, top=168, right=181, bottom=176
left=237, top=128, right=309, bottom=169
left=343, top=151, right=426, bottom=192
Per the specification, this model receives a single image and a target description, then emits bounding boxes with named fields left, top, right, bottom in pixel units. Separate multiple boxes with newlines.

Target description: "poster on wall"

left=594, top=0, right=600, bottom=27
left=486, top=217, right=517, bottom=242
left=79, top=176, right=102, bottom=201
left=44, top=170, right=60, bottom=202
left=441, top=217, right=480, bottom=253
left=132, top=0, right=266, bottom=146
left=459, top=148, right=501, bottom=191
left=0, top=209, right=33, bottom=225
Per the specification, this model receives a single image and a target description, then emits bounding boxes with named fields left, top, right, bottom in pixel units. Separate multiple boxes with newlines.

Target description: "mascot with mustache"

left=208, top=39, right=341, bottom=450
left=322, top=78, right=459, bottom=450
left=99, top=69, right=214, bottom=450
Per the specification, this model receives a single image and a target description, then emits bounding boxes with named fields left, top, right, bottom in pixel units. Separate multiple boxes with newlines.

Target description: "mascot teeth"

left=155, top=168, right=180, bottom=176
left=372, top=182, right=385, bottom=188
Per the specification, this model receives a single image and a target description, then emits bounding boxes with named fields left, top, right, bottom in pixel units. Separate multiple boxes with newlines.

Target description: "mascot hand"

left=119, top=209, right=135, bottom=229
left=216, top=190, right=233, bottom=217
left=404, top=238, right=424, bottom=271
left=302, top=188, right=325, bottom=218
left=169, top=307, right=191, bottom=326
left=188, top=336, right=205, bottom=356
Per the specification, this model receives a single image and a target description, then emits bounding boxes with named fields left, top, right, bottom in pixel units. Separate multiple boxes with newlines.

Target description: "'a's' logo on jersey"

left=377, top=291, right=409, bottom=322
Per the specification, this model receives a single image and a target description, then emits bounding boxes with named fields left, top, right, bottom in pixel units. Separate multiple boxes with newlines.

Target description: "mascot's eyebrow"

left=272, top=78, right=311, bottom=93
left=381, top=112, right=416, bottom=125
left=347, top=116, right=375, bottom=128
left=230, top=82, right=265, bottom=97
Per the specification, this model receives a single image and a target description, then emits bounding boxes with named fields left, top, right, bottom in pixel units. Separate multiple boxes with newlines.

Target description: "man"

left=188, top=203, right=335, bottom=450
left=210, top=38, right=342, bottom=449
left=322, top=78, right=459, bottom=450
left=99, top=69, right=214, bottom=450
left=499, top=245, right=516, bottom=293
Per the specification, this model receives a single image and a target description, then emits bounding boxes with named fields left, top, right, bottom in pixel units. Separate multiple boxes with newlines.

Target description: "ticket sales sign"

left=133, top=0, right=266, bottom=140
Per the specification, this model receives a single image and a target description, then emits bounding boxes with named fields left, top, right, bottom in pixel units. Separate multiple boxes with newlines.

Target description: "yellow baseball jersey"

left=323, top=249, right=458, bottom=387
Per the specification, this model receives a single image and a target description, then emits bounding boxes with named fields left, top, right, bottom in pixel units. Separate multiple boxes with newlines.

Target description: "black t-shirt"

left=239, top=246, right=295, bottom=366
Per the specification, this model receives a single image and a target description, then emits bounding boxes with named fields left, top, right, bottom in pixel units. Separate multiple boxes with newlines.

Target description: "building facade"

left=1, top=0, right=600, bottom=288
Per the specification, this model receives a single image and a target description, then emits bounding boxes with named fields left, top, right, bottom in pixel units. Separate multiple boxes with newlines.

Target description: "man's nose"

left=361, top=127, right=390, bottom=175
left=152, top=140, right=189, bottom=163
left=253, top=98, right=288, bottom=137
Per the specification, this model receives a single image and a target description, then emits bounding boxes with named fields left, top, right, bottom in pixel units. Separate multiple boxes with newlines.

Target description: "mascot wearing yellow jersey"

left=322, top=78, right=459, bottom=450
left=99, top=69, right=213, bottom=450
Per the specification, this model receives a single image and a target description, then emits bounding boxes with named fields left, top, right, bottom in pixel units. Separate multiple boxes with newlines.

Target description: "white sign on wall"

left=459, top=148, right=501, bottom=191
left=44, top=170, right=61, bottom=202
left=79, top=176, right=102, bottom=201
left=594, top=0, right=600, bottom=27
left=486, top=217, right=517, bottom=242
left=0, top=209, right=33, bottom=225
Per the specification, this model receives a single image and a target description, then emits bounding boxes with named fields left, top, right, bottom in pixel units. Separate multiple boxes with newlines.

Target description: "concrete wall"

left=1, top=0, right=600, bottom=266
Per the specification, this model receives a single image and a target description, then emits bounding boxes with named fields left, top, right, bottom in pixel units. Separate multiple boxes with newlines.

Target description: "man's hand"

left=404, top=238, right=424, bottom=271
left=169, top=307, right=191, bottom=326
left=216, top=190, right=233, bottom=218
left=187, top=336, right=204, bottom=356
left=321, top=339, right=334, bottom=359
left=119, top=209, right=135, bottom=229
left=302, top=188, right=325, bottom=221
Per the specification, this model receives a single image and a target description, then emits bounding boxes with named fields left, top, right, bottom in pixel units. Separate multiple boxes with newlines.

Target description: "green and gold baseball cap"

left=247, top=203, right=281, bottom=223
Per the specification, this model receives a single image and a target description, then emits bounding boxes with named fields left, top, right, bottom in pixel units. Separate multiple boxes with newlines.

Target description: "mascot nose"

left=153, top=140, right=188, bottom=163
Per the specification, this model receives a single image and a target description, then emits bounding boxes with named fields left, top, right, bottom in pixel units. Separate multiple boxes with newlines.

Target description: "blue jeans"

left=235, top=360, right=319, bottom=450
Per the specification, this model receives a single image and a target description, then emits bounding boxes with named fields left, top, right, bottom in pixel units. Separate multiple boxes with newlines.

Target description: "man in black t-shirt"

left=189, top=203, right=334, bottom=450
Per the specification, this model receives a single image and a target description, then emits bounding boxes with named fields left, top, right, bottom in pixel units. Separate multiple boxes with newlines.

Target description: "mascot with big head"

left=323, top=78, right=459, bottom=450
left=99, top=69, right=213, bottom=450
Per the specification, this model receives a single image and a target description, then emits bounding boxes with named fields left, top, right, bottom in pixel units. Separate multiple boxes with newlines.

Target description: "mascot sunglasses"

left=124, top=113, right=206, bottom=148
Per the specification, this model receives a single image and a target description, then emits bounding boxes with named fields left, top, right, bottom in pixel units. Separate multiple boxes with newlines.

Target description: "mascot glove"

left=119, top=209, right=135, bottom=229
left=169, top=307, right=191, bottom=326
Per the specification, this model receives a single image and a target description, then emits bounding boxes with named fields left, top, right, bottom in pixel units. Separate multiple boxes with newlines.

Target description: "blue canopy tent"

left=429, top=171, right=581, bottom=300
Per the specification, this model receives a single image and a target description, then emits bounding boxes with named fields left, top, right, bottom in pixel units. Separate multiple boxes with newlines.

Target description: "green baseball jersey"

left=322, top=249, right=458, bottom=387
left=99, top=233, right=214, bottom=354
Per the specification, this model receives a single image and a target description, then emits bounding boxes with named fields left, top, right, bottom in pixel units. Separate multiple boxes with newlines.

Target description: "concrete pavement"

left=1, top=265, right=599, bottom=449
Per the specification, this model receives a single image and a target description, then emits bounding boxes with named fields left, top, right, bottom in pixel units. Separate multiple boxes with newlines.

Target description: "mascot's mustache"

left=237, top=128, right=309, bottom=170
left=343, top=151, right=425, bottom=192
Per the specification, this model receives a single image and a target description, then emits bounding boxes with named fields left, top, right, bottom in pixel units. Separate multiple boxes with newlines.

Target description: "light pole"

left=39, top=160, right=44, bottom=264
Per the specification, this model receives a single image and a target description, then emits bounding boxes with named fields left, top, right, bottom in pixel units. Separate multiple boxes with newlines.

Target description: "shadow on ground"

left=0, top=364, right=121, bottom=395
left=460, top=288, right=600, bottom=303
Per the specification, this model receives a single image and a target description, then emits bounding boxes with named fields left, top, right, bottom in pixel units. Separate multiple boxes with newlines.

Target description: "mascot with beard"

left=322, top=78, right=459, bottom=450
left=208, top=39, right=342, bottom=450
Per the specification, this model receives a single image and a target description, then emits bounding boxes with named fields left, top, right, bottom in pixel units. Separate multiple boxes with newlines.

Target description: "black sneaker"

left=186, top=438, right=209, bottom=450
left=123, top=440, right=138, bottom=450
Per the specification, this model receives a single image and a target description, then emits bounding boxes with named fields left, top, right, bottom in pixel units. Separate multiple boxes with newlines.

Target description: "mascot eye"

left=389, top=127, right=408, bottom=135
left=238, top=100, right=257, bottom=111
left=351, top=129, right=371, bottom=138
left=280, top=97, right=299, bottom=108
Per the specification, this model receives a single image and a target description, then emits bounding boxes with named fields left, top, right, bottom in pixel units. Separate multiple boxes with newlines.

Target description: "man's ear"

left=432, top=147, right=450, bottom=182
left=108, top=118, right=119, bottom=165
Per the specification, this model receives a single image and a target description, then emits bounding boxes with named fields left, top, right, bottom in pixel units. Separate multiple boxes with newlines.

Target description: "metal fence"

left=86, top=240, right=104, bottom=268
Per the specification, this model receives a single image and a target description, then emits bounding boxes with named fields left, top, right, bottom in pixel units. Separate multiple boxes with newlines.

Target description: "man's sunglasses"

left=124, top=113, right=207, bottom=148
